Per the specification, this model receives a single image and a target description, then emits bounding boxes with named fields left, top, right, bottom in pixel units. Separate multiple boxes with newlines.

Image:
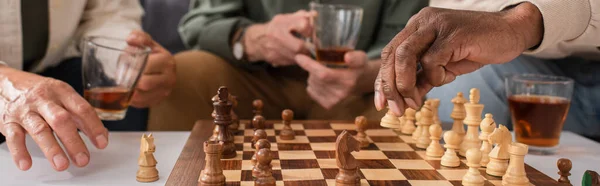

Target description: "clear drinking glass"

left=82, top=36, right=150, bottom=120
left=505, top=74, right=574, bottom=155
left=310, top=2, right=363, bottom=68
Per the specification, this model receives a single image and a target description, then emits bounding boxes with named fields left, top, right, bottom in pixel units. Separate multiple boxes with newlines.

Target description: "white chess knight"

left=487, top=125, right=512, bottom=177
left=502, top=142, right=531, bottom=186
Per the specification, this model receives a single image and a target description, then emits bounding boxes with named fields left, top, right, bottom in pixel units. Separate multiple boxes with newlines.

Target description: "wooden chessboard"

left=165, top=120, right=561, bottom=186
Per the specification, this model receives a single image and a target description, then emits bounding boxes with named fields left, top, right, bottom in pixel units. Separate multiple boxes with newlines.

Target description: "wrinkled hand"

left=244, top=10, right=315, bottom=66
left=0, top=67, right=108, bottom=171
left=126, top=30, right=176, bottom=108
left=375, top=3, right=543, bottom=115
left=295, top=51, right=367, bottom=109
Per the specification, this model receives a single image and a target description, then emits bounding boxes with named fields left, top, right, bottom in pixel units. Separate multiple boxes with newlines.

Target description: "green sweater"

left=179, top=0, right=428, bottom=67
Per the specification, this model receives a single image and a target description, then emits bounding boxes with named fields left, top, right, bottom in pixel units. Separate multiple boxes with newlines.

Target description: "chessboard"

left=165, top=119, right=561, bottom=186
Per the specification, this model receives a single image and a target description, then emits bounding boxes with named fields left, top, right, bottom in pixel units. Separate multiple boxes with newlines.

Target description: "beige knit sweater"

left=430, top=0, right=600, bottom=60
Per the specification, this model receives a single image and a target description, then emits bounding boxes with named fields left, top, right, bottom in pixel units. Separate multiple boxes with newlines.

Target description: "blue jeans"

left=427, top=55, right=600, bottom=140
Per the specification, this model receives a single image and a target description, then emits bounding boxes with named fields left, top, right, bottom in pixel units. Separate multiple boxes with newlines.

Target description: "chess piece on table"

left=502, top=142, right=531, bottom=186
left=253, top=99, right=264, bottom=117
left=252, top=129, right=267, bottom=148
left=355, top=116, right=370, bottom=148
left=479, top=113, right=496, bottom=167
left=397, top=115, right=405, bottom=131
left=401, top=108, right=416, bottom=135
left=198, top=141, right=226, bottom=186
left=412, top=110, right=422, bottom=140
left=426, top=124, right=444, bottom=157
left=252, top=139, right=271, bottom=168
left=252, top=115, right=266, bottom=130
left=462, top=148, right=485, bottom=186
left=280, top=109, right=295, bottom=140
left=429, top=98, right=442, bottom=125
left=213, top=86, right=237, bottom=159
left=254, top=148, right=276, bottom=186
left=450, top=92, right=467, bottom=137
left=137, top=134, right=159, bottom=182
left=209, top=126, right=219, bottom=142
left=557, top=158, right=572, bottom=185
left=416, top=101, right=434, bottom=149
left=380, top=109, right=402, bottom=129
left=441, top=131, right=463, bottom=167
left=460, top=88, right=484, bottom=157
left=487, top=125, right=512, bottom=177
left=583, top=170, right=600, bottom=186
left=335, top=130, right=361, bottom=186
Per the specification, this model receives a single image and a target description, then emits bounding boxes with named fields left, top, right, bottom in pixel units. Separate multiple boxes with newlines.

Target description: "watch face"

left=233, top=42, right=243, bottom=60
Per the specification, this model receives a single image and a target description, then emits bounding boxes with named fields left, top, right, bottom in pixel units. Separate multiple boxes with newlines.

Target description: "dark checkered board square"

left=217, top=121, right=515, bottom=186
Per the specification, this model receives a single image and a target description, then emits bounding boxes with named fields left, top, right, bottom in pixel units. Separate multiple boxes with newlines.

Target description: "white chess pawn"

left=426, top=124, right=444, bottom=157
left=401, top=108, right=416, bottom=135
left=380, top=109, right=402, bottom=129
left=441, top=131, right=462, bottom=167
left=412, top=111, right=422, bottom=140
left=462, top=148, right=485, bottom=186
left=479, top=113, right=496, bottom=167
left=416, top=101, right=434, bottom=149
left=502, top=142, right=531, bottom=186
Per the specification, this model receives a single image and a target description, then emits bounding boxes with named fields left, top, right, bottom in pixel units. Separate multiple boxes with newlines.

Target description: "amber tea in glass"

left=505, top=74, right=573, bottom=154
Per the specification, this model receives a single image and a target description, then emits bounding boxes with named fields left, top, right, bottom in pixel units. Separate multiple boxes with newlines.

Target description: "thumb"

left=126, top=30, right=155, bottom=49
left=344, top=51, right=367, bottom=68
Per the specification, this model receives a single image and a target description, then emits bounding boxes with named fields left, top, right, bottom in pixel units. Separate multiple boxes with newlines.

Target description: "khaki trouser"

left=147, top=50, right=383, bottom=131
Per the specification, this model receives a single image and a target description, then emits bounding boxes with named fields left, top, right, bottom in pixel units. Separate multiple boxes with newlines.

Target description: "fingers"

left=379, top=52, right=405, bottom=115
left=289, top=10, right=315, bottom=37
left=393, top=30, right=436, bottom=109
left=421, top=41, right=453, bottom=87
left=60, top=91, right=108, bottom=150
left=444, top=60, right=486, bottom=84
left=37, top=103, right=90, bottom=167
left=143, top=54, right=171, bottom=74
left=275, top=32, right=307, bottom=56
left=374, top=72, right=386, bottom=111
left=136, top=73, right=174, bottom=92
left=126, top=30, right=154, bottom=48
left=295, top=54, right=333, bottom=82
left=20, top=113, right=69, bottom=171
left=344, top=51, right=367, bottom=68
left=129, top=89, right=165, bottom=108
left=1, top=122, right=32, bottom=171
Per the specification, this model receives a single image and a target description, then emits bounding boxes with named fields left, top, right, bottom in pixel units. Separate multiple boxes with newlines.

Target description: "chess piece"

left=253, top=99, right=264, bottom=117
left=416, top=101, right=434, bottom=149
left=335, top=130, right=361, bottom=186
left=137, top=134, right=159, bottom=182
left=479, top=113, right=496, bottom=167
left=401, top=108, right=416, bottom=135
left=251, top=129, right=267, bottom=148
left=487, top=125, right=512, bottom=177
left=582, top=170, right=600, bottom=186
left=229, top=95, right=240, bottom=132
left=280, top=109, right=295, bottom=140
left=397, top=115, right=405, bottom=130
left=254, top=148, right=276, bottom=186
left=460, top=88, right=484, bottom=156
left=209, top=126, right=219, bottom=142
left=380, top=109, right=402, bottom=129
left=441, top=131, right=463, bottom=167
left=502, top=142, right=531, bottom=186
left=429, top=98, right=441, bottom=125
left=462, top=148, right=485, bottom=186
left=412, top=111, right=422, bottom=140
left=252, top=139, right=271, bottom=168
left=213, top=86, right=236, bottom=159
left=198, top=141, right=226, bottom=186
left=355, top=116, right=370, bottom=148
left=557, top=158, right=572, bottom=185
left=253, top=115, right=266, bottom=130
left=426, top=124, right=444, bottom=157
left=450, top=92, right=467, bottom=137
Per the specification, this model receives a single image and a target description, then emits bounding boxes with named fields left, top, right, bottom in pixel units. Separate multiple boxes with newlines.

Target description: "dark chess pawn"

left=251, top=129, right=267, bottom=149
left=557, top=158, right=572, bottom=185
left=253, top=115, right=266, bottom=130
left=254, top=148, right=275, bottom=186
left=280, top=109, right=295, bottom=140
left=253, top=99, right=264, bottom=117
left=252, top=139, right=271, bottom=176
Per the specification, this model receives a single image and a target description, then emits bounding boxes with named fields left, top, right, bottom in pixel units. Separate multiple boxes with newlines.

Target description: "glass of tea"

left=82, top=36, right=150, bottom=120
left=505, top=74, right=574, bottom=155
left=310, top=2, right=363, bottom=68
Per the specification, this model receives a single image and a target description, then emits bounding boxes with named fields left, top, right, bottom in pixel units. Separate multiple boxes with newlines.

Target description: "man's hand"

left=0, top=67, right=108, bottom=171
left=126, top=30, right=176, bottom=108
left=295, top=51, right=370, bottom=109
left=244, top=10, right=315, bottom=66
left=375, top=3, right=543, bottom=115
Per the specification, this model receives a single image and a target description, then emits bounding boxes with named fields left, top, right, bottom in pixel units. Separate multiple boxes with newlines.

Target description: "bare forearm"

left=356, top=59, right=381, bottom=95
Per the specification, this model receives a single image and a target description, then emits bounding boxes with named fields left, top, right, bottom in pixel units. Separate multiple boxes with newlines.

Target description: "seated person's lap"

left=428, top=55, right=600, bottom=139
left=147, top=50, right=382, bottom=131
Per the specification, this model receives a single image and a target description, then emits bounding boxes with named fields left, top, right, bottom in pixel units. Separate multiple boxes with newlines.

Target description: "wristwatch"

left=233, top=26, right=247, bottom=61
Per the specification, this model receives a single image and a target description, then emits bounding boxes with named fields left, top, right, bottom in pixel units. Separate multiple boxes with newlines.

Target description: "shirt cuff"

left=193, top=17, right=254, bottom=67
left=501, top=0, right=591, bottom=56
